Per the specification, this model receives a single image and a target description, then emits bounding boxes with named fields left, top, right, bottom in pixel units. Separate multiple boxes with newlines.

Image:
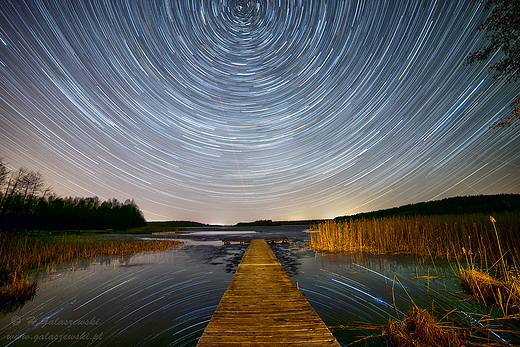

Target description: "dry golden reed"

left=0, top=235, right=181, bottom=276
left=385, top=307, right=473, bottom=347
left=310, top=213, right=520, bottom=345
left=308, top=212, right=520, bottom=264
left=350, top=303, right=513, bottom=346
left=460, top=268, right=520, bottom=317
left=0, top=234, right=181, bottom=311
left=0, top=276, right=37, bottom=314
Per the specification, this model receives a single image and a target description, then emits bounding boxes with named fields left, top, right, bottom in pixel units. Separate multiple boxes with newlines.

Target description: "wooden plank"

left=222, top=235, right=290, bottom=244
left=197, top=239, right=341, bottom=346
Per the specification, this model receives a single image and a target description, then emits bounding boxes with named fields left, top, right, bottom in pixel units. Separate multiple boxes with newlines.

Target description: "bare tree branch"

left=465, top=0, right=520, bottom=130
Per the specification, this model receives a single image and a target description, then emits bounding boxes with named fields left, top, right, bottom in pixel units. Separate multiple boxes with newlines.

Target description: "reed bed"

left=0, top=234, right=181, bottom=312
left=308, top=212, right=520, bottom=265
left=312, top=213, right=520, bottom=345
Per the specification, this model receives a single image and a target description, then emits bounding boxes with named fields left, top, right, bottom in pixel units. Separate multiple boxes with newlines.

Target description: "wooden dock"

left=222, top=235, right=290, bottom=245
left=197, top=239, right=341, bottom=346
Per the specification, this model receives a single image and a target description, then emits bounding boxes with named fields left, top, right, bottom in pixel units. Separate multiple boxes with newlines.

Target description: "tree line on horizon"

left=335, top=193, right=520, bottom=222
left=0, top=158, right=146, bottom=233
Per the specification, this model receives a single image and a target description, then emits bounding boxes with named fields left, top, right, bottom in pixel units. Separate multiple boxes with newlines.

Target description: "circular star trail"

left=0, top=0, right=519, bottom=224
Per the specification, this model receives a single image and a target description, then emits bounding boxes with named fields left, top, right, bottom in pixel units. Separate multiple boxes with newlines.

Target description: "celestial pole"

left=197, top=1, right=253, bottom=213
left=0, top=0, right=519, bottom=224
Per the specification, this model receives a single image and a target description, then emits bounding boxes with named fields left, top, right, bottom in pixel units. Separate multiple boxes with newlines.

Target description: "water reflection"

left=0, top=226, right=515, bottom=346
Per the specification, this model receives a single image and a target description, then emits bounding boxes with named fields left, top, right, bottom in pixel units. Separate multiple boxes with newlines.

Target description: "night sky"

left=1, top=0, right=519, bottom=225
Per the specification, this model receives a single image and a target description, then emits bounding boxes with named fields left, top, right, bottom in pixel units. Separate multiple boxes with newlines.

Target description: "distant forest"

left=236, top=219, right=282, bottom=226
left=0, top=158, right=146, bottom=233
left=231, top=195, right=520, bottom=227
left=335, top=194, right=520, bottom=221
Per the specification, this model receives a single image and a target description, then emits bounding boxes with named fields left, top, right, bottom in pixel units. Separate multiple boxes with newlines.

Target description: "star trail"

left=0, top=0, right=519, bottom=224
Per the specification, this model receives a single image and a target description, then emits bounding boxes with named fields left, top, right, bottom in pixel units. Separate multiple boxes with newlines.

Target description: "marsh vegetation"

left=309, top=212, right=520, bottom=263
left=0, top=157, right=178, bottom=313
left=0, top=234, right=181, bottom=314
left=309, top=212, right=520, bottom=345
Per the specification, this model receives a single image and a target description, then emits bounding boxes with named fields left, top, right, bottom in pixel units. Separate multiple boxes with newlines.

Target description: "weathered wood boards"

left=222, top=235, right=290, bottom=245
left=197, top=239, right=341, bottom=346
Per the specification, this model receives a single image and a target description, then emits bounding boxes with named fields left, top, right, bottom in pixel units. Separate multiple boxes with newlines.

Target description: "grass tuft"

left=460, top=268, right=520, bottom=317
left=385, top=307, right=468, bottom=347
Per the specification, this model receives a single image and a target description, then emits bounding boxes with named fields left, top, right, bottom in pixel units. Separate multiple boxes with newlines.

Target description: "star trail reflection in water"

left=0, top=226, right=509, bottom=345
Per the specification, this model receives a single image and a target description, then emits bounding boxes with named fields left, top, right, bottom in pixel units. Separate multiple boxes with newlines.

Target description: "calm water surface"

left=0, top=226, right=508, bottom=346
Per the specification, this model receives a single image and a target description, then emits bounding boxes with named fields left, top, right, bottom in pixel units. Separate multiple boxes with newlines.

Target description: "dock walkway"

left=222, top=235, right=289, bottom=244
left=197, top=239, right=341, bottom=346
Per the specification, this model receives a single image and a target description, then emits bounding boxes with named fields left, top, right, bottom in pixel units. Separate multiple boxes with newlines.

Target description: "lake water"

left=0, top=225, right=515, bottom=346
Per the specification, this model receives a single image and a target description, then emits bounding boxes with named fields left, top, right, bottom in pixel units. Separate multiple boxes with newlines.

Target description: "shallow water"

left=0, top=226, right=514, bottom=346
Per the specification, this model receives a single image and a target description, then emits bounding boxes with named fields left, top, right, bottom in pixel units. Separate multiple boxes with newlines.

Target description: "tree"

left=0, top=158, right=8, bottom=188
left=465, top=0, right=520, bottom=130
left=0, top=167, right=28, bottom=216
left=0, top=155, right=146, bottom=232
